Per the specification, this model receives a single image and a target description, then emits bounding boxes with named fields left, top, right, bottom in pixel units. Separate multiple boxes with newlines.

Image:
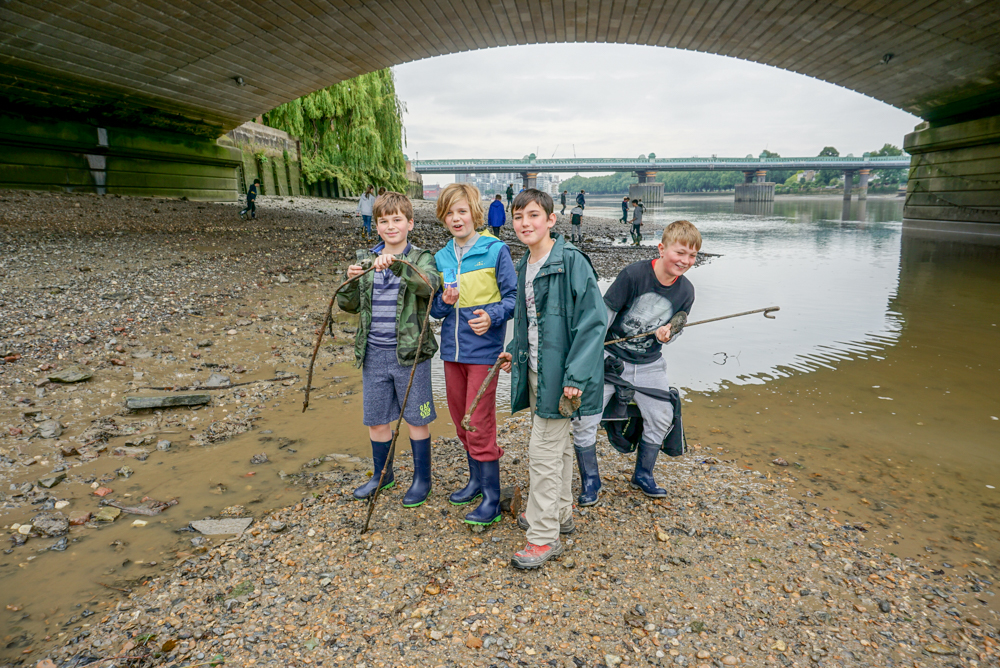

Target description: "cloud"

left=395, top=43, right=919, bottom=172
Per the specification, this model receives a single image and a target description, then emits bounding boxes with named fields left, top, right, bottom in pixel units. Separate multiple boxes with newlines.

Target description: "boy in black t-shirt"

left=571, top=220, right=700, bottom=506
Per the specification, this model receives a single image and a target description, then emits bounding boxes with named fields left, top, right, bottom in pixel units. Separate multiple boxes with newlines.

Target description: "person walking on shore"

left=560, top=190, right=568, bottom=215
left=357, top=185, right=376, bottom=238
left=488, top=194, right=506, bottom=238
left=621, top=195, right=629, bottom=224
left=506, top=184, right=514, bottom=211
left=239, top=178, right=260, bottom=220
left=576, top=190, right=586, bottom=209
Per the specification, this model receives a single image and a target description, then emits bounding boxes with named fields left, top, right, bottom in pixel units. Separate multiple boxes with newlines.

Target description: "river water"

left=576, top=194, right=1000, bottom=571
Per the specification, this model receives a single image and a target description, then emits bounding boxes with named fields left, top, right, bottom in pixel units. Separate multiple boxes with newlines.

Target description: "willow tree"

left=263, top=69, right=407, bottom=192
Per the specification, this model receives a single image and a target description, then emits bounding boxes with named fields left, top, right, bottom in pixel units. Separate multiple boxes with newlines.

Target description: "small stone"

left=93, top=486, right=113, bottom=497
left=48, top=366, right=92, bottom=383
left=32, top=512, right=69, bottom=537
left=17, top=524, right=32, bottom=535
left=69, top=511, right=91, bottom=525
left=54, top=500, right=70, bottom=510
left=157, top=440, right=172, bottom=451
left=38, top=420, right=63, bottom=439
left=772, top=457, right=788, bottom=466
left=250, top=453, right=269, bottom=465
left=562, top=557, right=576, bottom=569
left=656, top=530, right=669, bottom=542
left=190, top=518, right=253, bottom=535
left=721, top=656, right=738, bottom=666
left=879, top=600, right=891, bottom=613
left=94, top=507, right=121, bottom=522
left=696, top=650, right=711, bottom=659
left=924, top=643, right=957, bottom=655
left=424, top=583, right=440, bottom=595
left=604, top=655, right=622, bottom=667
left=132, top=519, right=148, bottom=527
left=772, top=640, right=787, bottom=652
left=227, top=329, right=237, bottom=336
left=465, top=633, right=482, bottom=649
left=205, top=372, right=230, bottom=387
left=429, top=630, right=443, bottom=641
left=269, top=521, right=286, bottom=533
left=116, top=465, right=134, bottom=478
left=126, top=393, right=211, bottom=409
left=853, top=604, right=866, bottom=613
left=38, top=473, right=66, bottom=489
left=196, top=339, right=213, bottom=347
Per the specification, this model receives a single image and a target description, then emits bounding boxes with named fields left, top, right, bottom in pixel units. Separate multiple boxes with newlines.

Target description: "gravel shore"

left=1, top=192, right=996, bottom=668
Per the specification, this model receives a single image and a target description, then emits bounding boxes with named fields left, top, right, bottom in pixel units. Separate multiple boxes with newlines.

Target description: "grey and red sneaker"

left=510, top=541, right=564, bottom=570
left=516, top=511, right=575, bottom=535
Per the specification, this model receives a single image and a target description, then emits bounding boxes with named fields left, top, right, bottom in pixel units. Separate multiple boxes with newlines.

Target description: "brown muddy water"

left=2, top=194, right=999, bottom=660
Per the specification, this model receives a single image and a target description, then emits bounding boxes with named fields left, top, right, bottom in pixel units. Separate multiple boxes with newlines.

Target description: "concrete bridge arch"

left=1, top=0, right=999, bottom=234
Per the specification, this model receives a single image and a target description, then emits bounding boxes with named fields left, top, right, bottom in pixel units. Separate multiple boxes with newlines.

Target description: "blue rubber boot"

left=631, top=439, right=668, bottom=498
left=353, top=439, right=395, bottom=500
left=574, top=445, right=602, bottom=507
left=464, top=459, right=502, bottom=526
left=402, top=437, right=432, bottom=508
left=449, top=452, right=482, bottom=505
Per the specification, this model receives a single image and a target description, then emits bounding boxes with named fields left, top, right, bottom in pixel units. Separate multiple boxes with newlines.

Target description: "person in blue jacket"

left=431, top=183, right=518, bottom=527
left=487, top=194, right=506, bottom=238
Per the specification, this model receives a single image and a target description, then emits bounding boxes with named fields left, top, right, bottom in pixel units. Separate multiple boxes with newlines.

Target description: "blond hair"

left=373, top=191, right=413, bottom=221
left=661, top=220, right=702, bottom=250
left=435, top=183, right=485, bottom=228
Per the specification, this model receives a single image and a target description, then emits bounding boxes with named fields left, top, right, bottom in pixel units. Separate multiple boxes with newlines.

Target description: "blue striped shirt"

left=369, top=266, right=401, bottom=348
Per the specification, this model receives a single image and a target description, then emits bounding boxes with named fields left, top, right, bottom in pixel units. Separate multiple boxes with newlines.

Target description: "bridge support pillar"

left=842, top=170, right=856, bottom=201
left=636, top=171, right=657, bottom=184
left=521, top=172, right=537, bottom=190
left=743, top=171, right=755, bottom=184
left=904, top=114, right=1000, bottom=240
left=0, top=113, right=242, bottom=200
left=755, top=170, right=768, bottom=183
left=857, top=169, right=871, bottom=200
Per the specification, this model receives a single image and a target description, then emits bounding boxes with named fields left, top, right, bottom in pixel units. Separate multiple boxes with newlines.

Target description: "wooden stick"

left=604, top=306, right=779, bottom=346
left=460, top=358, right=504, bottom=432
left=302, top=258, right=431, bottom=413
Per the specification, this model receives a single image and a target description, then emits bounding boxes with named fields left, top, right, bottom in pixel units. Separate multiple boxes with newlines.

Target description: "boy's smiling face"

left=376, top=210, right=414, bottom=250
left=657, top=241, right=698, bottom=280
left=513, top=202, right=556, bottom=249
left=443, top=198, right=475, bottom=243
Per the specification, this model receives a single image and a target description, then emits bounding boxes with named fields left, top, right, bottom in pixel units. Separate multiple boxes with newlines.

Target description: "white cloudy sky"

left=394, top=43, right=919, bottom=181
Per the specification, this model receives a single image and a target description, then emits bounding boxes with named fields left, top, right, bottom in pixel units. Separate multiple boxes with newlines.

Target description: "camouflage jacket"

left=337, top=243, right=441, bottom=368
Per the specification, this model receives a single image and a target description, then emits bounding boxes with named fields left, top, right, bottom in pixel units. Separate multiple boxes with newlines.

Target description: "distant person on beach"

left=569, top=204, right=584, bottom=243
left=506, top=184, right=514, bottom=211
left=560, top=190, right=568, bottom=215
left=571, top=220, right=700, bottom=506
left=621, top=196, right=629, bottom=224
left=576, top=190, right=586, bottom=209
left=339, top=191, right=441, bottom=508
left=488, top=194, right=506, bottom=237
left=239, top=178, right=260, bottom=220
left=356, top=185, right=376, bottom=238
left=630, top=199, right=644, bottom=245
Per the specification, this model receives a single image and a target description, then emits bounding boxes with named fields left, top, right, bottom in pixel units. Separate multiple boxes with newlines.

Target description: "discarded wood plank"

left=190, top=518, right=253, bottom=535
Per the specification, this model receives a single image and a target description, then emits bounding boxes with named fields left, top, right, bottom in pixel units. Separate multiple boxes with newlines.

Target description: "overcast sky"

left=394, top=43, right=919, bottom=181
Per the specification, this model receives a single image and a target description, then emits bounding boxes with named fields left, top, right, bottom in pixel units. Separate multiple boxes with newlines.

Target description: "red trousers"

left=443, top=361, right=504, bottom=462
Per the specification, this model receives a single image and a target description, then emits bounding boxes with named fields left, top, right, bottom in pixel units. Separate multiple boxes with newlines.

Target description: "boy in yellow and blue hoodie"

left=430, top=183, right=517, bottom=526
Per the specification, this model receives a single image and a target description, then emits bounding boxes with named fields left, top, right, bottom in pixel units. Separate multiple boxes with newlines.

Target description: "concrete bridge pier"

left=630, top=171, right=664, bottom=203
left=743, top=171, right=755, bottom=184
left=858, top=169, right=871, bottom=200
left=755, top=170, right=768, bottom=183
left=842, top=170, right=855, bottom=201
left=521, top=172, right=537, bottom=190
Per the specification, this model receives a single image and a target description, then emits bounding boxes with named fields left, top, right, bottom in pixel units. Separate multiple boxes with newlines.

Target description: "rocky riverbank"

left=0, top=191, right=996, bottom=667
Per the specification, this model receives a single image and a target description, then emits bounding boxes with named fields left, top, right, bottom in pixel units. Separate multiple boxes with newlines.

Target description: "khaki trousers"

left=525, top=370, right=574, bottom=546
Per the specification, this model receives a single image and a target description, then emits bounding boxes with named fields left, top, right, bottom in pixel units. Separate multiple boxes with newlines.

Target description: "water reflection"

left=735, top=200, right=773, bottom=216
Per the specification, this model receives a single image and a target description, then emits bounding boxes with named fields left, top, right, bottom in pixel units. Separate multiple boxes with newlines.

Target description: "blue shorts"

left=362, top=344, right=436, bottom=427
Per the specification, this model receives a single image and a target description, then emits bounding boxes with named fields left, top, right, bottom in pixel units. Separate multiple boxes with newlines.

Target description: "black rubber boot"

left=631, top=439, right=667, bottom=498
left=464, top=459, right=502, bottom=526
left=449, top=451, right=482, bottom=505
left=402, top=437, right=432, bottom=508
left=575, top=445, right=602, bottom=506
left=353, top=439, right=395, bottom=500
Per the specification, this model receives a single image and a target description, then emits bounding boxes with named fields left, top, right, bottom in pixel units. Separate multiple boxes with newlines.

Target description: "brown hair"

left=661, top=220, right=702, bottom=250
left=435, top=183, right=485, bottom=228
left=373, top=191, right=413, bottom=221
left=511, top=188, right=554, bottom=216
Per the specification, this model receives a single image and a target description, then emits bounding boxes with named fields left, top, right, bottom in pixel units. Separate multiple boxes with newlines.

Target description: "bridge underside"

left=0, top=0, right=999, bottom=227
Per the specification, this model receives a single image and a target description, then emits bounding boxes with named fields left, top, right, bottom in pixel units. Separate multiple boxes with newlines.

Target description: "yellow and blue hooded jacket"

left=430, top=232, right=517, bottom=365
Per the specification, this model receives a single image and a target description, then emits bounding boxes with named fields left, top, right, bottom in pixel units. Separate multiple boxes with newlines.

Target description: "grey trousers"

left=525, top=370, right=575, bottom=546
left=572, top=354, right=674, bottom=448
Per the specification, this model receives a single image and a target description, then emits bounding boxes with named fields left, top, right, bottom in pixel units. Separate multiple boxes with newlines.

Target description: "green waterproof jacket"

left=337, top=243, right=441, bottom=368
left=507, top=234, right=607, bottom=419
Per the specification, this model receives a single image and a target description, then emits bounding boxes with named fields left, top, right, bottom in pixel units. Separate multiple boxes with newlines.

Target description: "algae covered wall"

left=0, top=114, right=242, bottom=200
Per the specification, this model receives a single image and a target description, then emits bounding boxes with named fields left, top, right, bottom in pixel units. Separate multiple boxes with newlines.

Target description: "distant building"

left=423, top=184, right=441, bottom=199
left=799, top=170, right=816, bottom=183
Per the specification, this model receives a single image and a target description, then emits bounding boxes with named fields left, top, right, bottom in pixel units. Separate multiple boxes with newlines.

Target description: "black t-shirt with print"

left=604, top=259, right=695, bottom=364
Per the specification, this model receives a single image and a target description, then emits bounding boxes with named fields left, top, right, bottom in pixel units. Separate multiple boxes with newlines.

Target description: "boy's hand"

left=442, top=287, right=459, bottom=305
left=498, top=352, right=512, bottom=373
left=655, top=324, right=672, bottom=343
left=563, top=386, right=582, bottom=399
left=346, top=264, right=364, bottom=279
left=373, top=254, right=395, bottom=272
left=469, top=309, right=491, bottom=335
